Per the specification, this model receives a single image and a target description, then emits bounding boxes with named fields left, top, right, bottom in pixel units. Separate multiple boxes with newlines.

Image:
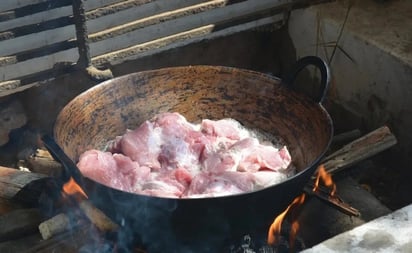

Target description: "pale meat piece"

left=184, top=171, right=255, bottom=198
left=237, top=141, right=292, bottom=172
left=76, top=112, right=294, bottom=198
left=77, top=150, right=149, bottom=192
left=139, top=169, right=190, bottom=198
left=120, top=121, right=162, bottom=170
left=253, top=171, right=289, bottom=190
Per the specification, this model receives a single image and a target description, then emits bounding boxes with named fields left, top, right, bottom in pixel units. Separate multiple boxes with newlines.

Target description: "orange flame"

left=267, top=164, right=338, bottom=248
left=267, top=193, right=306, bottom=245
left=63, top=177, right=88, bottom=199
left=313, top=165, right=336, bottom=196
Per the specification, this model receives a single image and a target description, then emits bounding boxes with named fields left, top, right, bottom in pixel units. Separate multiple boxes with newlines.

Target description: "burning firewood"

left=62, top=177, right=119, bottom=232
left=38, top=213, right=70, bottom=240
left=38, top=177, right=119, bottom=240
left=38, top=199, right=118, bottom=240
left=267, top=126, right=397, bottom=246
left=78, top=200, right=119, bottom=232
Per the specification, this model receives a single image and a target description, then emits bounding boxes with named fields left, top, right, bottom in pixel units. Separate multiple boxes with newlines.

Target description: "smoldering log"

left=79, top=200, right=119, bottom=232
left=38, top=213, right=70, bottom=240
left=28, top=224, right=94, bottom=253
left=38, top=200, right=118, bottom=240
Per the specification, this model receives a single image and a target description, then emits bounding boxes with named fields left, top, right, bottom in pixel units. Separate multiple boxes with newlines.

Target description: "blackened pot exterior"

left=53, top=64, right=333, bottom=251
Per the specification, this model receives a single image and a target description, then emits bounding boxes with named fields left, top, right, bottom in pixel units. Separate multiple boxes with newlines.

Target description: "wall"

left=287, top=0, right=412, bottom=165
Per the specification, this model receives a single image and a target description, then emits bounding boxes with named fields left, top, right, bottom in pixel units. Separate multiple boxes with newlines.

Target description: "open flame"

left=312, top=165, right=336, bottom=196
left=267, top=165, right=336, bottom=247
left=62, top=177, right=88, bottom=199
left=267, top=194, right=306, bottom=246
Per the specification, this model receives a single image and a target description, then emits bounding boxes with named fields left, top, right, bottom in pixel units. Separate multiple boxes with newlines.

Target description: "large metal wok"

left=51, top=56, right=333, bottom=251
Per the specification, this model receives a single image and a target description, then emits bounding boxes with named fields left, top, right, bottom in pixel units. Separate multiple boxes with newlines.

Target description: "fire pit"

left=0, top=121, right=397, bottom=253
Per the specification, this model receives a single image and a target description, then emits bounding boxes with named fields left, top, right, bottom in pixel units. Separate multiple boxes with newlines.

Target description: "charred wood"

left=305, top=125, right=397, bottom=216
left=320, top=125, right=397, bottom=176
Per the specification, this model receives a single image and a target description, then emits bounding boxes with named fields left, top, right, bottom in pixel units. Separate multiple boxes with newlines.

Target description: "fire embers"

left=267, top=165, right=337, bottom=251
left=312, top=165, right=336, bottom=196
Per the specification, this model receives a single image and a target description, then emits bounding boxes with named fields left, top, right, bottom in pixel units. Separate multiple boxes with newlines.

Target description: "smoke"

left=86, top=185, right=237, bottom=253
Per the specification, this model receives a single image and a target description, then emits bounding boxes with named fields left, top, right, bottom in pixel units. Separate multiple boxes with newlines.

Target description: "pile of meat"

left=77, top=112, right=294, bottom=198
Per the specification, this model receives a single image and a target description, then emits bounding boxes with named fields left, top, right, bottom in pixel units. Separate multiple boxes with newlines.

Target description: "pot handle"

left=41, top=134, right=85, bottom=187
left=282, top=56, right=331, bottom=104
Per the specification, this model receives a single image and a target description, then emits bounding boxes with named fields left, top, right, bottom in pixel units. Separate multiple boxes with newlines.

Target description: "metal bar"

left=304, top=183, right=360, bottom=217
left=72, top=0, right=91, bottom=68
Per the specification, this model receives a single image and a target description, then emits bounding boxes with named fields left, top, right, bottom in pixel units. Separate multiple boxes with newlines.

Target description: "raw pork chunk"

left=77, top=112, right=294, bottom=198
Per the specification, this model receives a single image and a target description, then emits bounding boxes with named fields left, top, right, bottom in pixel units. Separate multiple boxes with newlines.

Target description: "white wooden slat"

left=89, top=0, right=290, bottom=56
left=83, top=0, right=126, bottom=10
left=0, top=25, right=76, bottom=57
left=0, top=0, right=49, bottom=12
left=87, top=0, right=208, bottom=33
left=0, top=48, right=78, bottom=81
left=0, top=6, right=72, bottom=32
left=93, top=14, right=284, bottom=66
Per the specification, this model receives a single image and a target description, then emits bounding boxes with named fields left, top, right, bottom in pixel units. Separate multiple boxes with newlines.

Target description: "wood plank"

left=0, top=0, right=124, bottom=13
left=0, top=25, right=76, bottom=57
left=89, top=0, right=291, bottom=56
left=86, top=0, right=208, bottom=34
left=0, top=6, right=72, bottom=32
left=88, top=0, right=228, bottom=43
left=92, top=14, right=284, bottom=66
left=0, top=48, right=78, bottom=81
left=83, top=0, right=127, bottom=10
left=0, top=0, right=49, bottom=13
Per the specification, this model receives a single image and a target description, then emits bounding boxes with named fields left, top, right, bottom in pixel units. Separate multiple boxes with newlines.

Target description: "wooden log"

left=0, top=166, right=49, bottom=205
left=0, top=208, right=42, bottom=242
left=305, top=125, right=397, bottom=216
left=28, top=224, right=95, bottom=253
left=0, top=198, right=24, bottom=216
left=38, top=213, right=70, bottom=240
left=319, top=125, right=397, bottom=177
left=27, top=149, right=63, bottom=176
left=79, top=200, right=119, bottom=232
left=38, top=200, right=119, bottom=240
